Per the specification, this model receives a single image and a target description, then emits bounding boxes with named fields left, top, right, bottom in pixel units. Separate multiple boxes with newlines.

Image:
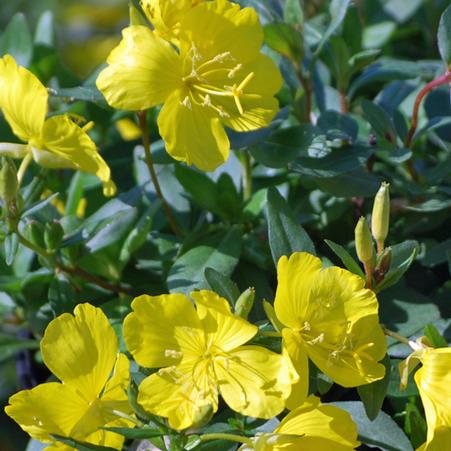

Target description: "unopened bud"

left=0, top=158, right=18, bottom=205
left=24, top=221, right=46, bottom=249
left=191, top=403, right=214, bottom=429
left=234, top=287, right=255, bottom=320
left=44, top=220, right=64, bottom=250
left=371, top=182, right=390, bottom=249
left=355, top=217, right=374, bottom=264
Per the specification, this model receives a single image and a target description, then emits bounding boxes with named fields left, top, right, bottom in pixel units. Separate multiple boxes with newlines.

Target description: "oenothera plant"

left=0, top=1, right=450, bottom=451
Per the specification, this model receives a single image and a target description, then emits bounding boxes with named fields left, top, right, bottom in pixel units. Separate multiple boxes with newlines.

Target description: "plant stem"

left=297, top=72, right=313, bottom=123
left=15, top=229, right=133, bottom=296
left=363, top=261, right=373, bottom=289
left=200, top=433, right=253, bottom=447
left=339, top=91, right=349, bottom=113
left=382, top=326, right=411, bottom=346
left=56, top=264, right=133, bottom=296
left=16, top=230, right=53, bottom=258
left=404, top=71, right=451, bottom=180
left=17, top=153, right=33, bottom=185
left=404, top=71, right=451, bottom=148
left=137, top=111, right=182, bottom=236
left=240, top=151, right=252, bottom=200
left=376, top=239, right=384, bottom=256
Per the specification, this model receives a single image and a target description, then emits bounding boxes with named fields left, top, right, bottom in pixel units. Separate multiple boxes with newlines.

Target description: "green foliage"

left=0, top=1, right=450, bottom=450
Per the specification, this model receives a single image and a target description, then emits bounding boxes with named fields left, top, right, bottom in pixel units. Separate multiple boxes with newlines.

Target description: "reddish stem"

left=405, top=71, right=451, bottom=148
left=339, top=91, right=349, bottom=113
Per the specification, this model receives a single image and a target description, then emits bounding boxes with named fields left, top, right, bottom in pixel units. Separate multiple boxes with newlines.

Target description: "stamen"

left=228, top=64, right=243, bottom=79
left=165, top=349, right=183, bottom=359
left=180, top=96, right=192, bottom=110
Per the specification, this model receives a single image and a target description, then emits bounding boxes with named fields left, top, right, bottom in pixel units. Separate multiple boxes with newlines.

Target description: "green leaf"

left=48, top=275, right=77, bottom=316
left=34, top=11, right=54, bottom=46
left=284, top=0, right=304, bottom=25
left=360, top=99, right=397, bottom=142
left=175, top=165, right=220, bottom=214
left=52, top=436, right=117, bottom=451
left=333, top=401, right=413, bottom=451
left=102, top=427, right=164, bottom=440
left=349, top=49, right=382, bottom=74
left=405, top=400, right=427, bottom=449
left=251, top=125, right=317, bottom=168
left=168, top=228, right=242, bottom=295
left=204, top=267, right=240, bottom=306
left=266, top=187, right=315, bottom=265
left=0, top=333, right=39, bottom=363
left=264, top=23, right=303, bottom=62
left=438, top=5, right=451, bottom=65
left=49, top=86, right=109, bottom=109
left=324, top=240, right=365, bottom=277
left=65, top=172, right=84, bottom=217
left=357, top=355, right=391, bottom=421
left=313, top=0, right=352, bottom=60
left=375, top=240, right=418, bottom=292
left=4, top=233, right=18, bottom=266
left=424, top=323, right=448, bottom=348
left=0, top=13, right=33, bottom=66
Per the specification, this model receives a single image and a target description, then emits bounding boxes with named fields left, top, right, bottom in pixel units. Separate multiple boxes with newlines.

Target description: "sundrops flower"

left=239, top=395, right=360, bottom=451
left=274, top=252, right=387, bottom=408
left=0, top=55, right=115, bottom=196
left=399, top=346, right=451, bottom=451
left=140, top=0, right=204, bottom=43
left=5, top=304, right=133, bottom=450
left=123, top=290, right=298, bottom=430
left=97, top=0, right=282, bottom=171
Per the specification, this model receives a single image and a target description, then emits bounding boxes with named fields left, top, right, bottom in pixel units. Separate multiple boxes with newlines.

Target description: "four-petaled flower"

left=239, top=395, right=360, bottom=451
left=5, top=304, right=133, bottom=450
left=0, top=55, right=115, bottom=196
left=97, top=0, right=282, bottom=171
left=400, top=346, right=451, bottom=451
left=123, top=290, right=298, bottom=430
left=273, top=252, right=387, bottom=408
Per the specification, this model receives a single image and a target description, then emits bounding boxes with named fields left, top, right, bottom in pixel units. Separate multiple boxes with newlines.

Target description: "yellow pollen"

left=180, top=96, right=192, bottom=110
left=165, top=349, right=183, bottom=359
left=228, top=64, right=243, bottom=79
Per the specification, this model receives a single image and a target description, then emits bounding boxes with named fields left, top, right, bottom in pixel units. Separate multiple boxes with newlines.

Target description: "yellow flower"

left=5, top=304, right=133, bottom=450
left=274, top=252, right=387, bottom=408
left=239, top=395, right=360, bottom=451
left=0, top=55, right=116, bottom=196
left=140, top=0, right=204, bottom=43
left=399, top=347, right=451, bottom=451
left=123, top=290, right=298, bottom=430
left=97, top=0, right=282, bottom=171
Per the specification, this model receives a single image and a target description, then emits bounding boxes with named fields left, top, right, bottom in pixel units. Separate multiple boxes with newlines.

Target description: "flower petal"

left=137, top=359, right=218, bottom=430
left=216, top=345, right=298, bottom=419
left=306, top=315, right=386, bottom=387
left=191, top=290, right=257, bottom=352
left=276, top=395, right=360, bottom=450
left=123, top=294, right=205, bottom=368
left=0, top=55, right=47, bottom=143
left=39, top=115, right=116, bottom=196
left=40, top=303, right=118, bottom=401
left=179, top=1, right=263, bottom=63
left=282, top=328, right=309, bottom=409
left=274, top=252, right=323, bottom=330
left=157, top=90, right=230, bottom=171
left=96, top=26, right=182, bottom=111
left=415, top=348, right=451, bottom=448
left=4, top=382, right=88, bottom=444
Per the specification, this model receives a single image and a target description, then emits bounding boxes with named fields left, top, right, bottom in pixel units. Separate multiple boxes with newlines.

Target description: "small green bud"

left=355, top=217, right=374, bottom=263
left=0, top=158, right=18, bottom=205
left=371, top=182, right=390, bottom=247
left=44, top=220, right=64, bottom=250
left=190, top=403, right=214, bottom=429
left=234, top=287, right=255, bottom=320
left=24, top=220, right=46, bottom=249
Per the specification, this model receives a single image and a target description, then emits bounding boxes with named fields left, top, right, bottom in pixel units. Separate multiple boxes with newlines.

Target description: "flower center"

left=180, top=44, right=261, bottom=118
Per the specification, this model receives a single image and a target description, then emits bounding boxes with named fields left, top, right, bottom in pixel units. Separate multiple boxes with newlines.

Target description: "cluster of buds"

left=354, top=182, right=391, bottom=288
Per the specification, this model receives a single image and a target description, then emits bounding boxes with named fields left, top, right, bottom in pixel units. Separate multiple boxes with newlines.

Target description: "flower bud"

left=24, top=220, right=46, bottom=249
left=0, top=158, right=18, bottom=205
left=44, top=220, right=64, bottom=250
left=355, top=217, right=374, bottom=264
left=371, top=182, right=390, bottom=248
left=234, top=287, right=255, bottom=320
